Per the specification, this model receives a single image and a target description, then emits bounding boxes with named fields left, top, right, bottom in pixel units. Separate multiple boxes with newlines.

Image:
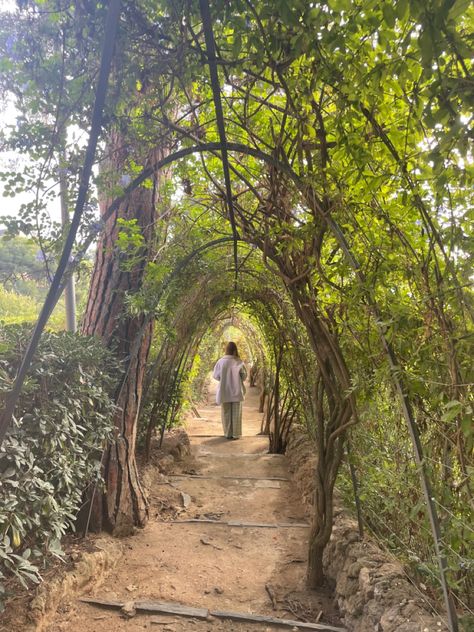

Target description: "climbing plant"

left=0, top=0, right=472, bottom=620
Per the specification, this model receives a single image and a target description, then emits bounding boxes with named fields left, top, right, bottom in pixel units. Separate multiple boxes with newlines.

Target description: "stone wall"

left=27, top=537, right=123, bottom=632
left=286, top=430, right=448, bottom=632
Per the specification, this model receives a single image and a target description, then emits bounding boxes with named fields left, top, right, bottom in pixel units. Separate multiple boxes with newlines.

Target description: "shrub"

left=0, top=325, right=119, bottom=605
left=0, top=288, right=39, bottom=325
left=0, top=286, right=66, bottom=329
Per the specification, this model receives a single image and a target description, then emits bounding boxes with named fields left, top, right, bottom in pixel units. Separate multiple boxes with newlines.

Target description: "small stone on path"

left=200, top=536, right=223, bottom=550
left=121, top=600, right=136, bottom=618
left=180, top=491, right=192, bottom=508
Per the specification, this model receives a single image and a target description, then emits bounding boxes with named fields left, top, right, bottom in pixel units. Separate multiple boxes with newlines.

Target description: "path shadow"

left=199, top=436, right=229, bottom=446
left=198, top=435, right=270, bottom=446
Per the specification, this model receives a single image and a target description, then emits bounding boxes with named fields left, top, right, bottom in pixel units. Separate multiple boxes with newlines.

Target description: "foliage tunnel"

left=0, top=0, right=472, bottom=624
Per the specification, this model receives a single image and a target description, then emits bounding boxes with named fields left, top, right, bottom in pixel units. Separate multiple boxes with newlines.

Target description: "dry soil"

left=44, top=383, right=340, bottom=632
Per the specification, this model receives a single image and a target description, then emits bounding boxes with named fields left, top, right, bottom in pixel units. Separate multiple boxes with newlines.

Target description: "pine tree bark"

left=82, top=135, right=165, bottom=535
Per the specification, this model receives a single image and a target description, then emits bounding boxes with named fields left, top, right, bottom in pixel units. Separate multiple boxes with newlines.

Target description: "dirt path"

left=46, top=385, right=340, bottom=632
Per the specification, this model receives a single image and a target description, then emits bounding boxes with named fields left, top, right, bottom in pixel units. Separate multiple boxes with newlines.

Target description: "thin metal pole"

left=198, top=0, right=240, bottom=290
left=59, top=156, right=77, bottom=332
left=321, top=213, right=458, bottom=632
left=0, top=0, right=121, bottom=447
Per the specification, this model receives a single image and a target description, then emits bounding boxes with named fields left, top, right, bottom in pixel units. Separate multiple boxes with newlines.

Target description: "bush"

left=0, top=325, right=119, bottom=605
left=0, top=288, right=40, bottom=325
left=0, top=286, right=66, bottom=329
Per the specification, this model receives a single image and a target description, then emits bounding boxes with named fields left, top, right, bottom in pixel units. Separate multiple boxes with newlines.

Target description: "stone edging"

left=286, top=430, right=448, bottom=632
left=26, top=537, right=123, bottom=632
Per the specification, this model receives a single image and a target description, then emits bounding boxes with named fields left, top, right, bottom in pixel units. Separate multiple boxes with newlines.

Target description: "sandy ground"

left=44, top=384, right=340, bottom=632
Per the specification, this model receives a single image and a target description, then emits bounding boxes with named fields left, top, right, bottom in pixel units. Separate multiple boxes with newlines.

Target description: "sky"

left=0, top=97, right=64, bottom=224
left=0, top=0, right=63, bottom=224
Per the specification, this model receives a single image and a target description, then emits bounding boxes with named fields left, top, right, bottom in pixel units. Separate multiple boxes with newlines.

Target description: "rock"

left=27, top=538, right=123, bottom=628
left=157, top=429, right=191, bottom=461
left=347, top=561, right=363, bottom=579
left=121, top=601, right=137, bottom=618
left=158, top=455, right=175, bottom=474
left=285, top=429, right=450, bottom=632
left=180, top=491, right=192, bottom=508
left=358, top=567, right=373, bottom=598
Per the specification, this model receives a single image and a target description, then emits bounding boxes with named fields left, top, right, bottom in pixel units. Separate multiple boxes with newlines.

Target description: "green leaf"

left=395, top=0, right=409, bottom=19
left=382, top=4, right=396, bottom=27
left=448, top=0, right=471, bottom=19
left=232, top=32, right=242, bottom=58
left=418, top=29, right=433, bottom=67
left=461, top=416, right=473, bottom=438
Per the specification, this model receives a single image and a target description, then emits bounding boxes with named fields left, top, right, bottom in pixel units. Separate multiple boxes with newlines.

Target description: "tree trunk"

left=82, top=135, right=165, bottom=534
left=307, top=537, right=325, bottom=587
left=269, top=345, right=283, bottom=454
left=286, top=280, right=355, bottom=587
left=306, top=450, right=335, bottom=588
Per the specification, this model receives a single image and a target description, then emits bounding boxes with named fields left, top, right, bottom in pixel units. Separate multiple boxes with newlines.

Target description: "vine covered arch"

left=0, top=0, right=471, bottom=625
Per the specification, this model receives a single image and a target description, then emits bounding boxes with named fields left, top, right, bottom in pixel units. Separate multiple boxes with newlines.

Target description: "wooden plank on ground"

left=166, top=518, right=309, bottom=528
left=226, top=520, right=278, bottom=528
left=190, top=434, right=263, bottom=438
left=169, top=474, right=290, bottom=482
left=210, top=609, right=346, bottom=631
left=80, top=598, right=209, bottom=619
left=197, top=452, right=285, bottom=458
left=136, top=600, right=209, bottom=619
left=227, top=520, right=309, bottom=528
left=81, top=597, right=123, bottom=608
left=167, top=518, right=223, bottom=525
left=81, top=597, right=347, bottom=631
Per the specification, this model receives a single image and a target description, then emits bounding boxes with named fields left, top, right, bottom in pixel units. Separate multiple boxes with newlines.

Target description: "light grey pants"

left=221, top=402, right=242, bottom=438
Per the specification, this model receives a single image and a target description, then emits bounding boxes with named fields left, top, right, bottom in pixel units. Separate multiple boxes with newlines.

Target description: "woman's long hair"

left=225, top=341, right=239, bottom=357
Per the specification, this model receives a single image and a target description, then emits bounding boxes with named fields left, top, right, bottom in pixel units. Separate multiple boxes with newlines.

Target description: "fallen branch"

left=265, top=582, right=277, bottom=609
left=189, top=402, right=202, bottom=418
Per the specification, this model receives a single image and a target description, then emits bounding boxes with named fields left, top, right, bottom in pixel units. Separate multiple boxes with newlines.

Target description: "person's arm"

left=239, top=364, right=247, bottom=381
left=213, top=360, right=221, bottom=380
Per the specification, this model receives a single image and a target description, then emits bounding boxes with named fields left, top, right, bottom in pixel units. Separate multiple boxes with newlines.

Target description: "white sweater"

left=212, top=355, right=247, bottom=405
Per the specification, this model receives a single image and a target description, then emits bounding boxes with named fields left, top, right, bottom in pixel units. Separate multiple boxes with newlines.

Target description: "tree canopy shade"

left=0, top=0, right=472, bottom=628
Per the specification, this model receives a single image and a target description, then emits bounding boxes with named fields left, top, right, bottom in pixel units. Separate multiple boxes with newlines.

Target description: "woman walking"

left=213, top=342, right=247, bottom=440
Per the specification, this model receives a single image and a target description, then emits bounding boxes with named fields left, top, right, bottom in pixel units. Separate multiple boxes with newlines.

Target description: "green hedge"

left=0, top=325, right=119, bottom=605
